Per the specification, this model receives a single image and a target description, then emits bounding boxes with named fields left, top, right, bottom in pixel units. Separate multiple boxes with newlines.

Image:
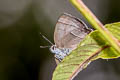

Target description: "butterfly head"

left=49, top=45, right=59, bottom=54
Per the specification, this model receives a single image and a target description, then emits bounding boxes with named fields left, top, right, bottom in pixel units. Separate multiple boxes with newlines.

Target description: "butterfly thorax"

left=50, top=45, right=72, bottom=61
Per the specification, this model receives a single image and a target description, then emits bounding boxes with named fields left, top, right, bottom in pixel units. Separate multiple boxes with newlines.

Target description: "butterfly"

left=40, top=13, right=92, bottom=64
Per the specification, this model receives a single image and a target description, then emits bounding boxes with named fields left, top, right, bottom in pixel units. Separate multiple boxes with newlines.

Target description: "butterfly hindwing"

left=54, top=13, right=91, bottom=50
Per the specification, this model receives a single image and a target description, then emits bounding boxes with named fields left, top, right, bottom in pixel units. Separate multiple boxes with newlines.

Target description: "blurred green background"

left=0, top=0, right=120, bottom=80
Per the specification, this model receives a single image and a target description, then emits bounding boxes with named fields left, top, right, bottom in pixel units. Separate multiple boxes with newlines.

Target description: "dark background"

left=0, top=0, right=120, bottom=80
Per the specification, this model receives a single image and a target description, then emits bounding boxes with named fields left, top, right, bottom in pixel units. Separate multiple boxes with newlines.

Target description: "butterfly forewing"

left=54, top=13, right=91, bottom=50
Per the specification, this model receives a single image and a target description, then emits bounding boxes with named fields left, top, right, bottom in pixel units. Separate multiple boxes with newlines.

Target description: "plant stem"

left=70, top=0, right=120, bottom=54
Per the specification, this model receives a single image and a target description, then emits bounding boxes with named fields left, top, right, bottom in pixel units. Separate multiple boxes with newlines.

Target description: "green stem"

left=70, top=0, right=120, bottom=54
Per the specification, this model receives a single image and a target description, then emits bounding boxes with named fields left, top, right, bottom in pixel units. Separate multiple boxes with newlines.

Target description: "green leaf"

left=52, top=22, right=120, bottom=80
left=97, top=22, right=120, bottom=59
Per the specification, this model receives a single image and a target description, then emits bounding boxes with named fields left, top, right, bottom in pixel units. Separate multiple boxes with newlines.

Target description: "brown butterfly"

left=40, top=13, right=92, bottom=64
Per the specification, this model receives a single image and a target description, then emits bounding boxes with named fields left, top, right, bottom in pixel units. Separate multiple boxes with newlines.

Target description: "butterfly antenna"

left=40, top=46, right=51, bottom=48
left=40, top=33, right=54, bottom=45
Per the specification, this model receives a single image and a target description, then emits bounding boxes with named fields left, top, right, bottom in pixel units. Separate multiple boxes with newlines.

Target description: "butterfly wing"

left=54, top=13, right=91, bottom=50
left=55, top=58, right=60, bottom=65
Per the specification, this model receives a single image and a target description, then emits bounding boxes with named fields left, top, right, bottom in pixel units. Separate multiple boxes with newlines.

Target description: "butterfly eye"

left=52, top=46, right=55, bottom=50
